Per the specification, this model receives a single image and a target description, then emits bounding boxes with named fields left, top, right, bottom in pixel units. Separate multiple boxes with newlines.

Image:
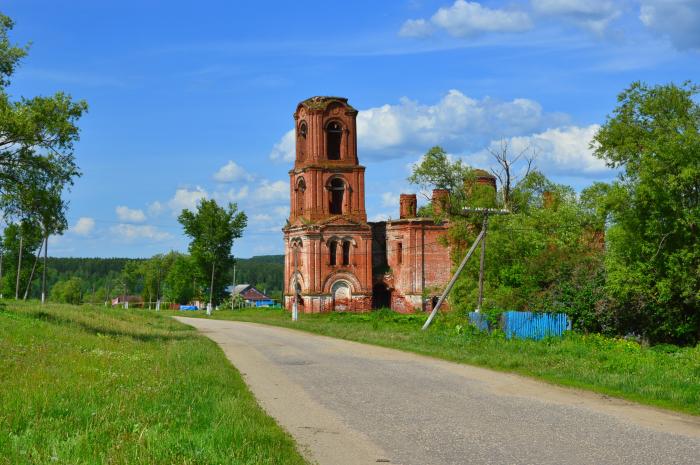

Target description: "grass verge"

left=173, top=307, right=700, bottom=416
left=0, top=301, right=308, bottom=465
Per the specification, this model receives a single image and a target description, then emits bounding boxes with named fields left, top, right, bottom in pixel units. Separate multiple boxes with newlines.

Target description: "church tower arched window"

left=329, top=178, right=344, bottom=215
left=295, top=177, right=306, bottom=216
left=342, top=241, right=350, bottom=266
left=297, top=121, right=307, bottom=161
left=326, top=121, right=342, bottom=160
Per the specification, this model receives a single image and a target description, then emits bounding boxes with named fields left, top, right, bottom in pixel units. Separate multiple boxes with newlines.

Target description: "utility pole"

left=155, top=262, right=162, bottom=311
left=463, top=208, right=510, bottom=313
left=231, top=262, right=236, bottom=310
left=15, top=233, right=23, bottom=300
left=477, top=215, right=488, bottom=312
left=422, top=207, right=510, bottom=330
left=41, top=233, right=48, bottom=304
left=0, top=247, right=4, bottom=299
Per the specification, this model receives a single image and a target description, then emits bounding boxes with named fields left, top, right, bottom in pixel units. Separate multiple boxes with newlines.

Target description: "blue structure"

left=469, top=311, right=571, bottom=340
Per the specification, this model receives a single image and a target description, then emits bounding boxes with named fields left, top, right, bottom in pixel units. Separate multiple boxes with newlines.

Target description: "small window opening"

left=329, top=178, right=344, bottom=215
left=296, top=178, right=306, bottom=215
left=297, top=122, right=307, bottom=160
left=326, top=122, right=342, bottom=160
left=342, top=241, right=350, bottom=266
left=329, top=240, right=337, bottom=266
left=397, top=242, right=403, bottom=265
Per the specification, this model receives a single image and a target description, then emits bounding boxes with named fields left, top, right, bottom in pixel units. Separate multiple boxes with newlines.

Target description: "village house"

left=231, top=284, right=275, bottom=307
left=282, top=96, right=496, bottom=313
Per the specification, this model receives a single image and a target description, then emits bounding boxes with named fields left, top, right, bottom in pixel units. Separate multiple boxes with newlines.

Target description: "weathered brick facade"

left=283, top=96, right=452, bottom=313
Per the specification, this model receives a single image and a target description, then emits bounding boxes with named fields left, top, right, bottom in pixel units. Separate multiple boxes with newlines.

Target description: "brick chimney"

left=399, top=194, right=417, bottom=219
left=432, top=189, right=449, bottom=215
left=543, top=191, right=554, bottom=209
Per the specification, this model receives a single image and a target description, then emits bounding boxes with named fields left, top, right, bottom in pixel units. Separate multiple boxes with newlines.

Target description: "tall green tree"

left=0, top=14, right=86, bottom=198
left=593, top=81, right=700, bottom=344
left=163, top=253, right=199, bottom=304
left=178, top=199, right=247, bottom=306
left=51, top=277, right=82, bottom=305
left=0, top=12, right=85, bottom=301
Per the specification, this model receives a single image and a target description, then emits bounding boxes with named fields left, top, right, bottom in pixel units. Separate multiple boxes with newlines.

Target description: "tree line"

left=410, top=81, right=699, bottom=345
left=22, top=254, right=284, bottom=306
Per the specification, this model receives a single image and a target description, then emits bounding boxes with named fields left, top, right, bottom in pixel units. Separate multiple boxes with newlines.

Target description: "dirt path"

left=175, top=317, right=700, bottom=465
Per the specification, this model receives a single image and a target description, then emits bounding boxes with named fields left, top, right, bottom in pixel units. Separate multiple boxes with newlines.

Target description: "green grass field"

left=0, top=301, right=308, bottom=465
left=177, top=307, right=700, bottom=416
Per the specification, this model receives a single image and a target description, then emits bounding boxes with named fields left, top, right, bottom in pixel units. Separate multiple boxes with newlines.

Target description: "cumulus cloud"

left=115, top=205, right=146, bottom=223
left=399, top=18, right=434, bottom=38
left=381, top=192, right=400, bottom=208
left=148, top=201, right=164, bottom=217
left=110, top=224, right=172, bottom=242
left=269, top=129, right=295, bottom=162
left=213, top=160, right=252, bottom=183
left=252, top=213, right=273, bottom=223
left=269, top=90, right=566, bottom=161
left=71, top=217, right=95, bottom=236
left=431, top=0, right=533, bottom=37
left=253, top=180, right=288, bottom=203
left=216, top=186, right=249, bottom=203
left=639, top=0, right=700, bottom=51
left=355, top=90, right=565, bottom=158
left=486, top=124, right=607, bottom=174
left=532, top=0, right=621, bottom=35
left=167, top=186, right=208, bottom=214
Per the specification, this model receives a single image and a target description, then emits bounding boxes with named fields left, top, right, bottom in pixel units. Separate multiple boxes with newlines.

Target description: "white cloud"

left=110, top=224, right=172, bottom=242
left=269, top=129, right=295, bottom=162
left=167, top=186, right=208, bottom=214
left=399, top=19, right=434, bottom=38
left=115, top=206, right=146, bottom=223
left=431, top=1, right=533, bottom=37
left=381, top=192, right=400, bottom=208
left=354, top=90, right=565, bottom=158
left=217, top=186, right=249, bottom=203
left=148, top=201, right=164, bottom=217
left=252, top=213, right=273, bottom=223
left=270, top=90, right=566, bottom=161
left=213, top=160, right=252, bottom=183
left=639, top=0, right=700, bottom=51
left=253, top=180, right=288, bottom=203
left=369, top=213, right=390, bottom=222
left=71, top=217, right=95, bottom=236
left=532, top=0, right=621, bottom=35
left=491, top=124, right=608, bottom=174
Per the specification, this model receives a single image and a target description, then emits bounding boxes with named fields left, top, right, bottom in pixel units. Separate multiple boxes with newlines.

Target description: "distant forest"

left=19, top=255, right=284, bottom=303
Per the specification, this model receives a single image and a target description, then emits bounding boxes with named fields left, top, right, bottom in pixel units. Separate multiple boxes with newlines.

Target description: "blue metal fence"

left=469, top=311, right=571, bottom=340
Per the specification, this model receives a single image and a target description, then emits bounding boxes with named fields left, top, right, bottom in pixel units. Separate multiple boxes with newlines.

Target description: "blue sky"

left=4, top=0, right=699, bottom=258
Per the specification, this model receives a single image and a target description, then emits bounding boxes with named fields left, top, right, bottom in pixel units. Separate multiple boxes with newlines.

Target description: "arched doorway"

left=331, top=281, right=351, bottom=312
left=372, top=283, right=391, bottom=309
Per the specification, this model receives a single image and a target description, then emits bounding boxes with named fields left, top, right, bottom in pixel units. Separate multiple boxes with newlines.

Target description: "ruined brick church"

left=283, top=96, right=455, bottom=313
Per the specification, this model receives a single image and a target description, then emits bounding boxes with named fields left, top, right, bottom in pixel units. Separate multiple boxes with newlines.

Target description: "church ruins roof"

left=299, top=96, right=356, bottom=111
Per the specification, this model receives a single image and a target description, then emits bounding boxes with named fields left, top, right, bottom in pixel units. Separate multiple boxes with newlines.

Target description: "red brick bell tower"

left=283, top=97, right=373, bottom=313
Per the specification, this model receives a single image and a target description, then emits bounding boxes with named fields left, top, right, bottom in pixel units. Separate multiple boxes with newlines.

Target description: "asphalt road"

left=175, top=317, right=700, bottom=465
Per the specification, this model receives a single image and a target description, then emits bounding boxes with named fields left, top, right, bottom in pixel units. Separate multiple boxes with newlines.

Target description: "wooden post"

left=41, top=234, right=48, bottom=304
left=15, top=233, right=23, bottom=300
left=23, top=239, right=45, bottom=300
left=476, top=214, right=488, bottom=312
left=422, top=229, right=485, bottom=330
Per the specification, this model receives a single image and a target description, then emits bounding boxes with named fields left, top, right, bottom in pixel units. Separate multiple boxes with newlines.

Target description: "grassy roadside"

left=0, top=301, right=308, bottom=465
left=174, top=307, right=700, bottom=416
